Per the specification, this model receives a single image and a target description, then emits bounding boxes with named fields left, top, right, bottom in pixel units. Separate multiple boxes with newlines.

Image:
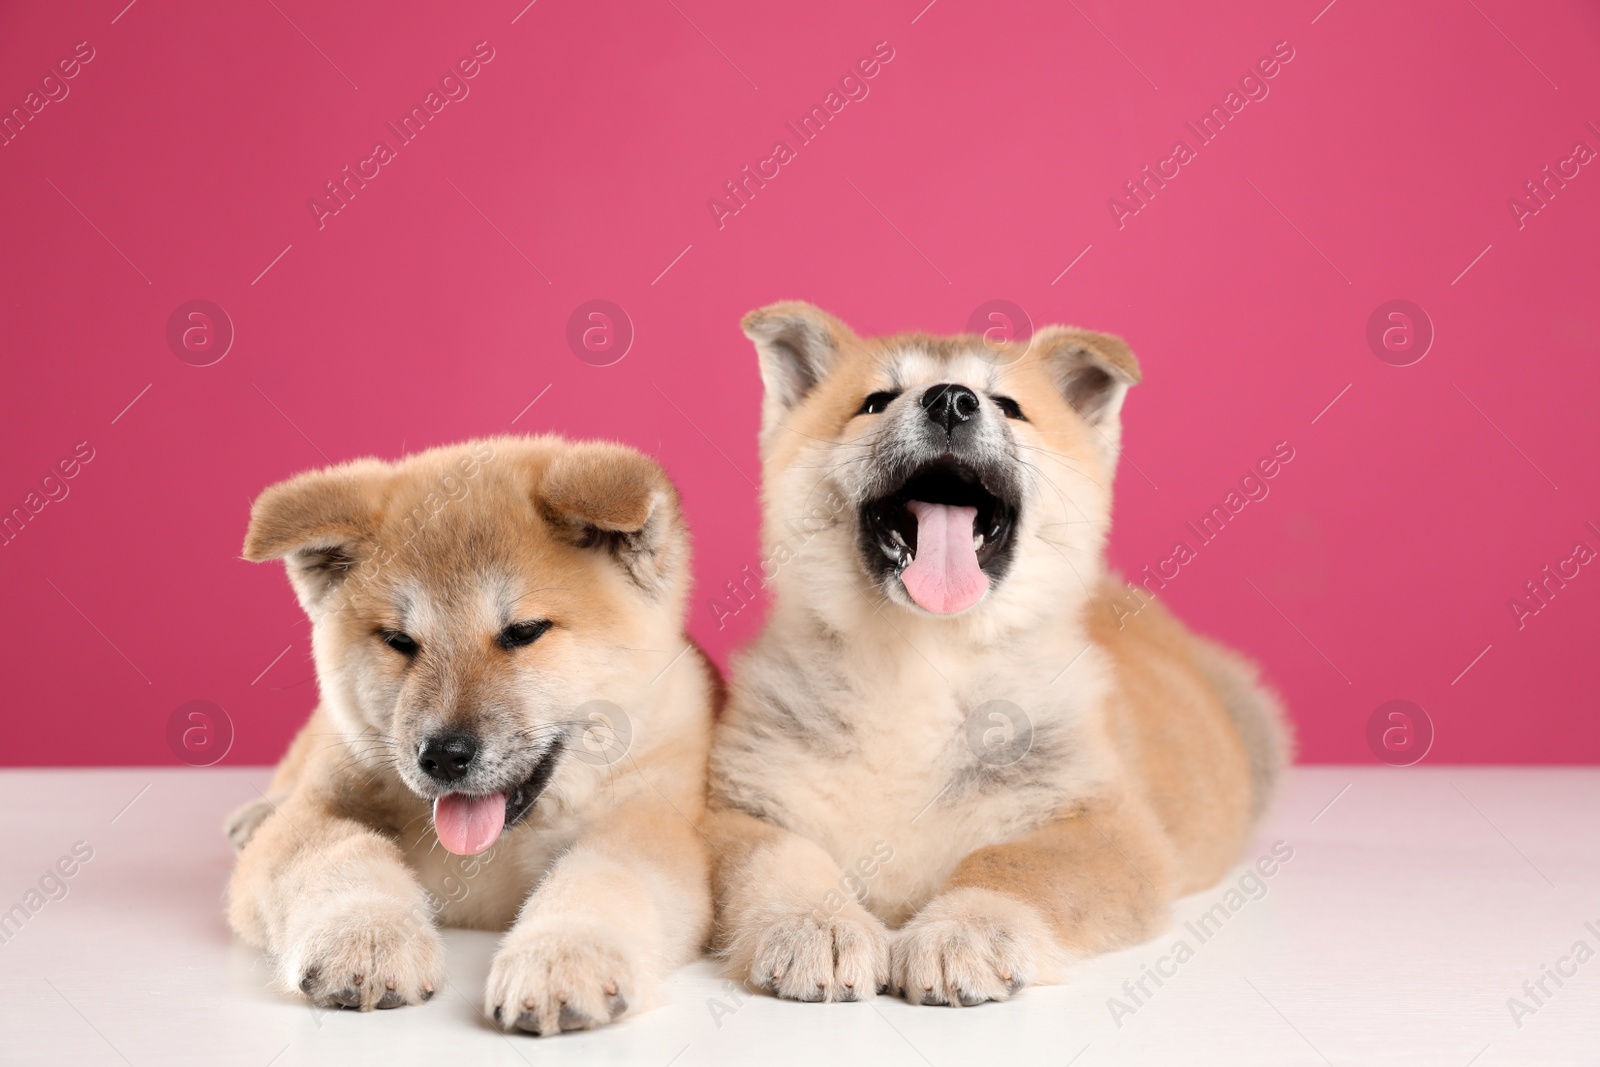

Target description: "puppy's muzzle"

left=418, top=733, right=478, bottom=783
left=921, top=383, right=980, bottom=437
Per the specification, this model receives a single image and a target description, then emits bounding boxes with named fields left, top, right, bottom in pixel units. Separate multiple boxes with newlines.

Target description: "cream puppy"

left=705, top=304, right=1289, bottom=1005
left=226, top=436, right=716, bottom=1035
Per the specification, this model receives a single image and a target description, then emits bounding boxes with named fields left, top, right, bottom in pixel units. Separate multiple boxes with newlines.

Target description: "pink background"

left=1, top=0, right=1597, bottom=767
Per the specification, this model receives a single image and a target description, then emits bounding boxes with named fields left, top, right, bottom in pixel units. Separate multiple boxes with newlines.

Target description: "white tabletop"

left=0, top=766, right=1594, bottom=1066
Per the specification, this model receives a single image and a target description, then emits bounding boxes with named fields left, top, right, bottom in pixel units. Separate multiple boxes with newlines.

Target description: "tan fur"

left=705, top=303, right=1290, bottom=1006
left=226, top=436, right=715, bottom=1034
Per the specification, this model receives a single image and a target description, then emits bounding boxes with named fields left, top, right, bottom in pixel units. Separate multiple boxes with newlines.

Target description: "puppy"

left=226, top=436, right=716, bottom=1035
left=704, top=303, right=1289, bottom=1005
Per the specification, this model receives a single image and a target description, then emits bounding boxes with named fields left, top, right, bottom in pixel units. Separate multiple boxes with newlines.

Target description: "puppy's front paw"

left=284, top=899, right=444, bottom=1011
left=223, top=795, right=279, bottom=853
left=486, top=923, right=638, bottom=1036
left=891, top=888, right=1051, bottom=1006
left=743, top=904, right=889, bottom=1002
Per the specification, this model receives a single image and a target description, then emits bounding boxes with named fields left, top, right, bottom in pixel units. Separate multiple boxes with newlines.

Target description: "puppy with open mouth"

left=705, top=303, right=1289, bottom=1005
left=225, top=436, right=717, bottom=1034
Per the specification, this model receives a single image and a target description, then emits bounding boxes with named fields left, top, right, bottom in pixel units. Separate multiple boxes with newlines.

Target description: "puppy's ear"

left=1032, top=326, right=1142, bottom=430
left=742, top=302, right=855, bottom=429
left=539, top=444, right=686, bottom=595
left=243, top=460, right=388, bottom=612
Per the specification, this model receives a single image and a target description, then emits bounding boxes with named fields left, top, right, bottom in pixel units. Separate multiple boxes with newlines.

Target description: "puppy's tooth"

left=603, top=980, right=618, bottom=996
left=523, top=995, right=538, bottom=1009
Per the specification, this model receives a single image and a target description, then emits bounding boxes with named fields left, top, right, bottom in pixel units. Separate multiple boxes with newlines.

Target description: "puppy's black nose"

left=418, top=734, right=478, bottom=783
left=921, top=384, right=980, bottom=433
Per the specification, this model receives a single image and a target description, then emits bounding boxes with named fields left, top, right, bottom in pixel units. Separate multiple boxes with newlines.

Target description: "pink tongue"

left=900, top=501, right=989, bottom=614
left=433, top=793, right=506, bottom=855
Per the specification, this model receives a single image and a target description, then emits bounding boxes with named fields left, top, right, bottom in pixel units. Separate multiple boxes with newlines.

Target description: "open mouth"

left=859, top=457, right=1020, bottom=614
left=431, top=737, right=564, bottom=856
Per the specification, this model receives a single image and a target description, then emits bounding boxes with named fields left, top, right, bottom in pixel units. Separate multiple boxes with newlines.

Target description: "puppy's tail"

left=1191, top=638, right=1292, bottom=822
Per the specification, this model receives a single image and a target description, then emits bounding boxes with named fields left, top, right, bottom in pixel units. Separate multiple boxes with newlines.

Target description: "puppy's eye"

left=858, top=391, right=900, bottom=415
left=379, top=630, right=419, bottom=657
left=498, top=619, right=552, bottom=650
left=992, top=395, right=1027, bottom=421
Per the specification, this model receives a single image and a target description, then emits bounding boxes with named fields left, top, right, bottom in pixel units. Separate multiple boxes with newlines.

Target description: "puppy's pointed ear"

left=1032, top=326, right=1142, bottom=431
left=742, top=302, right=855, bottom=430
left=243, top=460, right=389, bottom=613
left=539, top=443, right=686, bottom=596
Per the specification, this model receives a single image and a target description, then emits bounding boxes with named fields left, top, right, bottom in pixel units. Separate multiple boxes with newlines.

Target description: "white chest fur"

left=719, top=630, right=1113, bottom=927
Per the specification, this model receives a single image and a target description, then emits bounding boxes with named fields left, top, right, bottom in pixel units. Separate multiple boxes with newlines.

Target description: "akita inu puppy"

left=705, top=303, right=1289, bottom=1005
left=226, top=437, right=716, bottom=1035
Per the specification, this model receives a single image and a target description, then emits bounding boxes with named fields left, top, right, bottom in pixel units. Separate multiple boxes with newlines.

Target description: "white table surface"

left=0, top=766, right=1594, bottom=1066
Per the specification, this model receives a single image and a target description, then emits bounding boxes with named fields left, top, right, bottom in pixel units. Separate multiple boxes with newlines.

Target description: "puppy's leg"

left=223, top=712, right=326, bottom=853
left=228, top=796, right=444, bottom=1011
left=223, top=793, right=282, bottom=853
left=485, top=799, right=711, bottom=1035
left=704, top=808, right=890, bottom=1002
left=892, top=800, right=1176, bottom=1005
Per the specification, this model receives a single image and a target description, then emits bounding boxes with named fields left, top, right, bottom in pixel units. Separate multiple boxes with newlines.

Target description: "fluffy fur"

left=704, top=303, right=1289, bottom=1005
left=226, top=436, right=716, bottom=1034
